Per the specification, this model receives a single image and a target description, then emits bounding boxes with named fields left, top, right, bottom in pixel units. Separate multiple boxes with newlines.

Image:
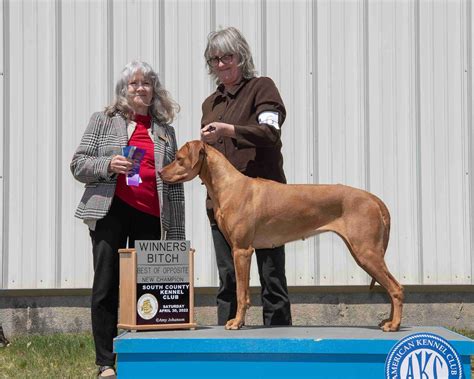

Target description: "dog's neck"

left=199, top=146, right=245, bottom=207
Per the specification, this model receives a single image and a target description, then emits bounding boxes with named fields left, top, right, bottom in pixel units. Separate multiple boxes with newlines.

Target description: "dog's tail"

left=368, top=193, right=391, bottom=290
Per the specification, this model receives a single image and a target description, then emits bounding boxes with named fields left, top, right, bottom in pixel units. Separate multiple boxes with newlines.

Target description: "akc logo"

left=385, top=333, right=463, bottom=379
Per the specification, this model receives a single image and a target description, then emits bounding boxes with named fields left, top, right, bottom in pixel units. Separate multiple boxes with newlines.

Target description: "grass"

left=452, top=328, right=474, bottom=378
left=452, top=329, right=474, bottom=375
left=454, top=328, right=474, bottom=340
left=0, top=330, right=473, bottom=377
left=0, top=333, right=96, bottom=378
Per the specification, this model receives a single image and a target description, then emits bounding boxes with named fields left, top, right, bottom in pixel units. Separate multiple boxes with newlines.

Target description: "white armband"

left=258, top=111, right=280, bottom=130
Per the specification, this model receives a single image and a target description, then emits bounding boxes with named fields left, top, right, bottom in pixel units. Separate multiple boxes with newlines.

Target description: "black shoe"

left=98, top=366, right=116, bottom=378
left=0, top=326, right=10, bottom=347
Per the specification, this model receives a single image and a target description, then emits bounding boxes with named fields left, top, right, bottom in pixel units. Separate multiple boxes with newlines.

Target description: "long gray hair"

left=105, top=61, right=180, bottom=124
left=204, top=27, right=257, bottom=84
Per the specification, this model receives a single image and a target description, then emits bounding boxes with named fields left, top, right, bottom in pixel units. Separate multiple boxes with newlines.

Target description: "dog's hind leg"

left=329, top=222, right=403, bottom=331
left=319, top=233, right=402, bottom=330
left=371, top=262, right=403, bottom=332
left=351, top=247, right=404, bottom=331
left=225, top=246, right=254, bottom=330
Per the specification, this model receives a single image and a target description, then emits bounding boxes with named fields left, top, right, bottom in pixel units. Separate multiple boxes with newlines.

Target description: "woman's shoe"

left=98, top=365, right=116, bottom=378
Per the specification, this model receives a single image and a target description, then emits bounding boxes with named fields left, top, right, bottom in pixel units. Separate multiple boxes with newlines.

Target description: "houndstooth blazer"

left=70, top=111, right=185, bottom=240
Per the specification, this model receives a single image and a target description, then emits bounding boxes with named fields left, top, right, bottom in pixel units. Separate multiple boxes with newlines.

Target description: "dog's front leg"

left=225, top=247, right=254, bottom=330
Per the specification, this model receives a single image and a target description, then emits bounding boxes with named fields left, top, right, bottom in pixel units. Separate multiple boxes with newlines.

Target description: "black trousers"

left=89, top=197, right=161, bottom=366
left=211, top=224, right=292, bottom=326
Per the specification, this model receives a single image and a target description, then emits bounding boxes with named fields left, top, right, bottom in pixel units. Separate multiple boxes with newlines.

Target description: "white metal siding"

left=418, top=0, right=472, bottom=284
left=6, top=0, right=59, bottom=288
left=0, top=0, right=4, bottom=288
left=1, top=0, right=473, bottom=289
left=367, top=0, right=421, bottom=285
left=60, top=0, right=109, bottom=288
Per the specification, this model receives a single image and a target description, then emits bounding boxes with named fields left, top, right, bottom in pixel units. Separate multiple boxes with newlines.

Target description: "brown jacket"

left=201, top=76, right=287, bottom=216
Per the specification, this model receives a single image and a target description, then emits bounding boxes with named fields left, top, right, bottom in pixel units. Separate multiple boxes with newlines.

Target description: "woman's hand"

left=108, top=155, right=133, bottom=174
left=201, top=122, right=236, bottom=144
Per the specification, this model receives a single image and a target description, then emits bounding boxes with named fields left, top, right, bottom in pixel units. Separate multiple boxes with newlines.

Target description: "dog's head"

left=160, top=140, right=206, bottom=183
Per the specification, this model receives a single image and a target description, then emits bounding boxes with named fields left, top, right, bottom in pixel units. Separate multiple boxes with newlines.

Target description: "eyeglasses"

left=128, top=81, right=152, bottom=89
left=207, top=54, right=234, bottom=67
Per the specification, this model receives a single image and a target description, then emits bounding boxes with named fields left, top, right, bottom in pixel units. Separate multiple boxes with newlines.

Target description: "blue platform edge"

left=115, top=334, right=474, bottom=356
left=114, top=326, right=474, bottom=379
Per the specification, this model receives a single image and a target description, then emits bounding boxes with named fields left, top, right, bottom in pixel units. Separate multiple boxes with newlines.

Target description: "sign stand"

left=117, top=241, right=196, bottom=331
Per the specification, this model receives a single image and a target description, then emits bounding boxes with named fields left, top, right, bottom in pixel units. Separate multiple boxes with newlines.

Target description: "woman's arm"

left=166, top=126, right=186, bottom=240
left=201, top=77, right=286, bottom=148
left=233, top=77, right=286, bottom=148
left=70, top=112, right=118, bottom=184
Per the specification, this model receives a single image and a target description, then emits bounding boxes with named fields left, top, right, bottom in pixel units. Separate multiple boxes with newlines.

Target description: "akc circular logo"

left=385, top=333, right=463, bottom=379
left=137, top=293, right=158, bottom=320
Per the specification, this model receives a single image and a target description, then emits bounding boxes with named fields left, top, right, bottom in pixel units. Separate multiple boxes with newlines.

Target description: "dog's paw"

left=379, top=319, right=400, bottom=332
left=225, top=318, right=244, bottom=330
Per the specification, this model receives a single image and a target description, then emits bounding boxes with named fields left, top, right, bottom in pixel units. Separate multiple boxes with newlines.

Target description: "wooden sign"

left=118, top=241, right=196, bottom=331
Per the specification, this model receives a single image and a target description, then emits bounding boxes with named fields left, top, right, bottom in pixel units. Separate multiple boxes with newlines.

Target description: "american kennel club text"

left=385, top=333, right=463, bottom=379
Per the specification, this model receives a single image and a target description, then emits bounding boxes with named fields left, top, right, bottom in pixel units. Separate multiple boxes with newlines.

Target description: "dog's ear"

left=190, top=140, right=205, bottom=169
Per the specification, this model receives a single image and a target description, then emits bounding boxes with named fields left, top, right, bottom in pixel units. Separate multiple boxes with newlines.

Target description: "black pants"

left=211, top=224, right=292, bottom=326
left=89, top=197, right=161, bottom=366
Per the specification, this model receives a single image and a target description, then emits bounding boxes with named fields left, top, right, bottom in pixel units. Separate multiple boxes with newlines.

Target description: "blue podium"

left=114, top=326, right=474, bottom=378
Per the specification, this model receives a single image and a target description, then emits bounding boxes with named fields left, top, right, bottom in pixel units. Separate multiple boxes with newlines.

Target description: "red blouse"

left=115, top=114, right=160, bottom=217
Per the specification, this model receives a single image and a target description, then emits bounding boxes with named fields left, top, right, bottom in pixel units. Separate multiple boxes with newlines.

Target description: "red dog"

left=161, top=141, right=404, bottom=331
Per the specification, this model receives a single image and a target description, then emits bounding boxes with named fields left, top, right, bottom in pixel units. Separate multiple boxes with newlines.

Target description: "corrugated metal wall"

left=1, top=0, right=473, bottom=289
left=0, top=0, right=4, bottom=290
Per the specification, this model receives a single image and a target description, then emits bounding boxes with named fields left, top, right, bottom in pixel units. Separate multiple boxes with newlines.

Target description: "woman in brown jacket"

left=201, top=27, right=292, bottom=327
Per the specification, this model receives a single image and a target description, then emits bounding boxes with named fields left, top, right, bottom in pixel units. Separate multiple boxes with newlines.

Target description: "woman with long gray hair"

left=71, top=61, right=185, bottom=378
